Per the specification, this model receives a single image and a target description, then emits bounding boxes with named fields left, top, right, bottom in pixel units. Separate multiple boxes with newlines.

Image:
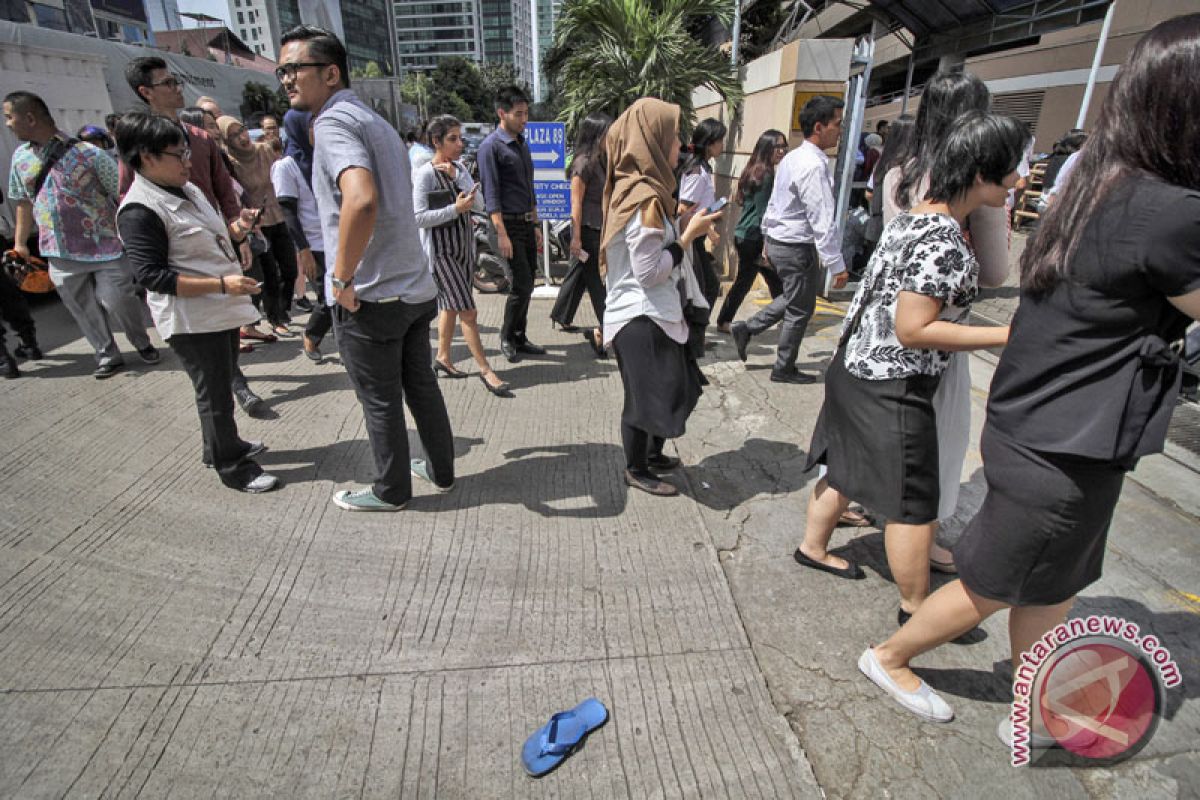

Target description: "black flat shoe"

left=515, top=341, right=546, bottom=355
left=770, top=369, right=816, bottom=384
left=793, top=548, right=865, bottom=579
left=500, top=340, right=520, bottom=362
left=554, top=320, right=581, bottom=332
left=583, top=328, right=607, bottom=359
left=647, top=454, right=681, bottom=472
left=479, top=373, right=513, bottom=397
left=434, top=359, right=467, bottom=378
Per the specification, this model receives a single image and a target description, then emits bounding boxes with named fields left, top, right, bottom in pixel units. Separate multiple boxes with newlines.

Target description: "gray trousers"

left=48, top=257, right=152, bottom=365
left=744, top=239, right=821, bottom=373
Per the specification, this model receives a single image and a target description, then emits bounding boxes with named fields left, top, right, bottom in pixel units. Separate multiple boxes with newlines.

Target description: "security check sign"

left=527, top=122, right=570, bottom=221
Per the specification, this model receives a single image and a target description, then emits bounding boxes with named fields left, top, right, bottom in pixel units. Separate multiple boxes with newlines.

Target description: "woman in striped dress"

left=413, top=115, right=511, bottom=397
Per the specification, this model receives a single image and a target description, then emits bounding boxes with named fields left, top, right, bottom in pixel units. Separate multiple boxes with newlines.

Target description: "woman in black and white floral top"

left=793, top=113, right=1025, bottom=709
left=841, top=213, right=978, bottom=380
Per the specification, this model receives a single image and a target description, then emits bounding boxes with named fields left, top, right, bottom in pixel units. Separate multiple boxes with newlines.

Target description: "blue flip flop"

left=521, top=697, right=609, bottom=777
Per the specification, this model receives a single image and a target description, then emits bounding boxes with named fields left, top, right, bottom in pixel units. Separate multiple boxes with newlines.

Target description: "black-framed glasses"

left=275, top=62, right=331, bottom=82
left=161, top=147, right=192, bottom=163
left=151, top=77, right=182, bottom=89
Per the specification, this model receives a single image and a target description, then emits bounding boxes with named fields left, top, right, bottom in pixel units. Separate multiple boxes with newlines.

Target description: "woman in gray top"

left=412, top=115, right=511, bottom=397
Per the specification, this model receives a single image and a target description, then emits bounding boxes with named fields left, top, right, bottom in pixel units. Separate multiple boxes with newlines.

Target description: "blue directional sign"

left=526, top=122, right=566, bottom=169
left=527, top=121, right=571, bottom=221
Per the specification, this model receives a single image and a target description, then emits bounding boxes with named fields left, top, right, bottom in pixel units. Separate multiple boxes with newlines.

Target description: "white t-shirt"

left=270, top=155, right=324, bottom=252
left=679, top=167, right=716, bottom=212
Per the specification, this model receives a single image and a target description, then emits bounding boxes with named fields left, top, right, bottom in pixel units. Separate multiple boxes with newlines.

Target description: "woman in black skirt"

left=601, top=98, right=723, bottom=496
left=796, top=111, right=1024, bottom=646
left=413, top=115, right=511, bottom=397
left=864, top=14, right=1200, bottom=734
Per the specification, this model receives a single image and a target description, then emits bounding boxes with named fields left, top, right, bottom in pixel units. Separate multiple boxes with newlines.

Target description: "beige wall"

left=864, top=0, right=1194, bottom=151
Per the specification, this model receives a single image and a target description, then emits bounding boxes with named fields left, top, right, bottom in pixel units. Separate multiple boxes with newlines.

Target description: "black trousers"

left=692, top=237, right=721, bottom=309
left=501, top=219, right=536, bottom=344
left=303, top=251, right=333, bottom=343
left=256, top=222, right=300, bottom=326
left=333, top=298, right=455, bottom=505
left=0, top=269, right=37, bottom=352
left=550, top=225, right=604, bottom=327
left=622, top=423, right=665, bottom=477
left=169, top=329, right=263, bottom=489
left=716, top=237, right=783, bottom=326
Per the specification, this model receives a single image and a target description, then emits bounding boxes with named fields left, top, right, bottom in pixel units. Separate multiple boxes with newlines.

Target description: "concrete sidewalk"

left=1, top=281, right=1197, bottom=798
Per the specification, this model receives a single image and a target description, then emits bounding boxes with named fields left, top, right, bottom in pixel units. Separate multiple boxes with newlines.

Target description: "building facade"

left=226, top=0, right=278, bottom=58
left=144, top=0, right=178, bottom=31
left=0, top=0, right=153, bottom=44
left=341, top=0, right=394, bottom=73
left=481, top=0, right=533, bottom=86
left=392, top=0, right=481, bottom=72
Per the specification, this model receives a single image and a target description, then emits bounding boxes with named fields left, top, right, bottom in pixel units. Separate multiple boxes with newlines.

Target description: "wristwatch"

left=331, top=277, right=351, bottom=290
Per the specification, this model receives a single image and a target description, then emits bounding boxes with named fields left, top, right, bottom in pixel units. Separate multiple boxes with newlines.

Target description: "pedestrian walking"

left=122, top=57, right=268, bottom=415
left=862, top=16, right=1200, bottom=734
left=715, top=129, right=787, bottom=331
left=272, top=109, right=331, bottom=361
left=676, top=118, right=726, bottom=314
left=0, top=253, right=41, bottom=379
left=882, top=69, right=1008, bottom=571
left=731, top=96, right=848, bottom=384
left=602, top=98, right=722, bottom=497
left=550, top=111, right=613, bottom=359
left=476, top=85, right=546, bottom=364
left=4, top=91, right=157, bottom=379
left=412, top=114, right=512, bottom=397
left=277, top=24, right=455, bottom=511
left=218, top=115, right=300, bottom=338
left=795, top=112, right=1023, bottom=624
left=114, top=113, right=278, bottom=493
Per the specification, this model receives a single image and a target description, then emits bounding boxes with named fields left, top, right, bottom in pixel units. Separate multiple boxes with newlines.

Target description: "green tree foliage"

left=400, top=72, right=431, bottom=120
left=351, top=61, right=385, bottom=79
left=240, top=80, right=288, bottom=119
left=427, top=57, right=490, bottom=121
left=544, top=0, right=743, bottom=136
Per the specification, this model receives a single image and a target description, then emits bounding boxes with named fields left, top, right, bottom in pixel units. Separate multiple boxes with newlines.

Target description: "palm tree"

left=544, top=0, right=743, bottom=135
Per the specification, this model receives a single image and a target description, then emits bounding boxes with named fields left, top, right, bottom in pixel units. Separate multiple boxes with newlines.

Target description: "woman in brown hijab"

left=601, top=98, right=723, bottom=496
left=218, top=115, right=299, bottom=337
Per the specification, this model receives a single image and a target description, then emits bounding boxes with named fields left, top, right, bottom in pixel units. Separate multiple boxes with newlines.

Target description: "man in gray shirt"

left=278, top=25, right=455, bottom=511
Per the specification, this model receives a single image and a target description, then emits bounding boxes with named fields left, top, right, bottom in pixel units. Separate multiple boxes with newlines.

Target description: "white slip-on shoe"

left=858, top=647, right=954, bottom=723
left=241, top=473, right=280, bottom=494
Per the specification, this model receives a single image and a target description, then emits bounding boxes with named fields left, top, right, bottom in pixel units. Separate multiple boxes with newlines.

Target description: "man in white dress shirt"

left=732, top=96, right=847, bottom=384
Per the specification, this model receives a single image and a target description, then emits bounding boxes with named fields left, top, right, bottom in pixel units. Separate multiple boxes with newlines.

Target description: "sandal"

left=582, top=328, right=607, bottom=359
left=838, top=508, right=873, bottom=528
left=240, top=327, right=278, bottom=343
left=272, top=324, right=295, bottom=338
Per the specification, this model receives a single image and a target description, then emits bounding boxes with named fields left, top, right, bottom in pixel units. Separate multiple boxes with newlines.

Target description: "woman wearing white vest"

left=602, top=98, right=722, bottom=496
left=114, top=113, right=280, bottom=493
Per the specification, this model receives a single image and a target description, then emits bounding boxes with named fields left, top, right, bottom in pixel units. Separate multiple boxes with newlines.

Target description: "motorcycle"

left=470, top=212, right=571, bottom=293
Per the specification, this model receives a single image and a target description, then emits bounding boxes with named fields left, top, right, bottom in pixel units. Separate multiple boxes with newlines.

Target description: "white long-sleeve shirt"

left=761, top=140, right=845, bottom=274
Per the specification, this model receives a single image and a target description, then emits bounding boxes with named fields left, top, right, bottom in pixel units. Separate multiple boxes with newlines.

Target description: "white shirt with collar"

left=761, top=140, right=845, bottom=275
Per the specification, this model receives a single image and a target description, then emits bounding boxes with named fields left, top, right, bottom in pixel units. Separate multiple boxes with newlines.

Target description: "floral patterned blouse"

left=842, top=212, right=978, bottom=380
left=7, top=134, right=123, bottom=262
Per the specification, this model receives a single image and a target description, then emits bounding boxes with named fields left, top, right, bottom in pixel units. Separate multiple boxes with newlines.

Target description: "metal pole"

left=731, top=0, right=741, bottom=66
left=900, top=47, right=915, bottom=115
left=542, top=221, right=552, bottom=286
left=1077, top=0, right=1116, bottom=129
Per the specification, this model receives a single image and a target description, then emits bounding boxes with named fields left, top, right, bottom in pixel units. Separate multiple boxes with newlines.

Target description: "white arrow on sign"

left=532, top=151, right=562, bottom=166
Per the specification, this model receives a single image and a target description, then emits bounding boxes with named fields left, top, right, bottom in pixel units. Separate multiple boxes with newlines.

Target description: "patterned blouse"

left=842, top=213, right=978, bottom=380
left=7, top=135, right=122, bottom=262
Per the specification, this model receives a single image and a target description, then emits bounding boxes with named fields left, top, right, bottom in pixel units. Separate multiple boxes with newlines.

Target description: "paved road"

left=0, top=277, right=1197, bottom=797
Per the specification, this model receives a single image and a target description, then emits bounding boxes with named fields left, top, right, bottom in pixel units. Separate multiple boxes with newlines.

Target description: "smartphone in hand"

left=705, top=197, right=729, bottom=214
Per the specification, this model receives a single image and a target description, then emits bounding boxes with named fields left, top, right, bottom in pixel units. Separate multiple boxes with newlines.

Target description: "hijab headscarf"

left=600, top=98, right=681, bottom=268
left=283, top=109, right=313, bottom=185
left=217, top=115, right=257, bottom=169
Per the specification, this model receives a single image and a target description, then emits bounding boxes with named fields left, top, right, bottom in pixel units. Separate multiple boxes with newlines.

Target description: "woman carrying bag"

left=412, top=114, right=511, bottom=397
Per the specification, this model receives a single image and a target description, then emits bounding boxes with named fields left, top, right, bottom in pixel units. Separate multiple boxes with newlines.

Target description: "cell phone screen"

left=705, top=197, right=728, bottom=214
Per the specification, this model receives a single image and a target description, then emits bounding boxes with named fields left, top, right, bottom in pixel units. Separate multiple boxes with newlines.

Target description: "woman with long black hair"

left=882, top=70, right=1009, bottom=574
left=676, top=117, right=727, bottom=313
left=863, top=15, right=1200, bottom=737
left=715, top=129, right=786, bottom=331
left=551, top=112, right=613, bottom=358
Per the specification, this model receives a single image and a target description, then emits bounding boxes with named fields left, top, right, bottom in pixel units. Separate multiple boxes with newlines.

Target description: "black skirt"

left=806, top=350, right=941, bottom=525
left=612, top=316, right=703, bottom=439
left=954, top=425, right=1127, bottom=606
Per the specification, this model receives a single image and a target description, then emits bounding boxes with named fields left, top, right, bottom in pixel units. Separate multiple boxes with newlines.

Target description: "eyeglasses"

left=161, top=148, right=192, bottom=163
left=275, top=62, right=331, bottom=82
left=150, top=77, right=182, bottom=89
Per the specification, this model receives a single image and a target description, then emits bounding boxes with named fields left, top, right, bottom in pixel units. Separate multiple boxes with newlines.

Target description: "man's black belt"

left=502, top=212, right=536, bottom=223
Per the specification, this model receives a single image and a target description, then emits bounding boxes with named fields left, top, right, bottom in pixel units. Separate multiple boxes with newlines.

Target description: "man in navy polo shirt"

left=476, top=86, right=545, bottom=363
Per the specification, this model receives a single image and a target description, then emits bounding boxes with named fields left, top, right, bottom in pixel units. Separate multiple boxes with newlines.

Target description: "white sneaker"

left=996, top=717, right=1063, bottom=750
left=241, top=473, right=280, bottom=494
left=858, top=647, right=954, bottom=723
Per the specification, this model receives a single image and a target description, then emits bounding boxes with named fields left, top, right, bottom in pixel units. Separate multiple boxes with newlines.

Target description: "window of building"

left=32, top=3, right=69, bottom=31
left=237, top=11, right=244, bottom=23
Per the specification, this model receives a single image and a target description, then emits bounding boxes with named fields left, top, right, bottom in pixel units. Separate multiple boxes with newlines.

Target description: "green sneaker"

left=410, top=459, right=454, bottom=492
left=332, top=488, right=406, bottom=511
